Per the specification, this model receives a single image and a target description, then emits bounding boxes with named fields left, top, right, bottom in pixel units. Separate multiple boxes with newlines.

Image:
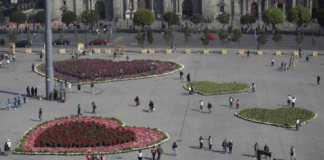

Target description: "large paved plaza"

left=0, top=46, right=323, bottom=160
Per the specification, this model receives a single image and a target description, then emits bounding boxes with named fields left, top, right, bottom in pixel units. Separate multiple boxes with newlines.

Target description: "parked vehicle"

left=15, top=40, right=31, bottom=48
left=89, top=39, right=107, bottom=45
left=0, top=39, right=5, bottom=46
left=52, top=39, right=70, bottom=45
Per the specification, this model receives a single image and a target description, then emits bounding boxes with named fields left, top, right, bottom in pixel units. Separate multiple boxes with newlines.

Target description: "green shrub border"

left=35, top=59, right=184, bottom=85
left=13, top=116, right=170, bottom=155
left=235, top=108, right=317, bottom=128
left=183, top=81, right=251, bottom=96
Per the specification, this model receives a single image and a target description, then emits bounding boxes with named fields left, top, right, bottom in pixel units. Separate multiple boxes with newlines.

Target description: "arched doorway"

left=251, top=3, right=258, bottom=19
left=95, top=1, right=105, bottom=19
left=182, top=0, right=193, bottom=18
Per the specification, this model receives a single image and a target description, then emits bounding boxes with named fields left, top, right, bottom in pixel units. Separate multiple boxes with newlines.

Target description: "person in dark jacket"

left=31, top=63, right=35, bottom=72
left=172, top=142, right=177, bottom=156
left=317, top=75, right=320, bottom=85
left=26, top=86, right=30, bottom=97
left=134, top=96, right=140, bottom=107
left=157, top=144, right=163, bottom=159
left=247, top=50, right=250, bottom=57
left=35, top=87, right=37, bottom=97
left=187, top=73, right=191, bottom=82
left=92, top=102, right=97, bottom=114
left=222, top=139, right=228, bottom=154
left=91, top=82, right=94, bottom=94
left=228, top=140, right=233, bottom=154
left=77, top=83, right=81, bottom=93
left=199, top=136, right=204, bottom=149
left=149, top=101, right=154, bottom=112
left=207, top=102, right=212, bottom=113
left=39, top=108, right=42, bottom=121
left=31, top=87, right=34, bottom=98
left=77, top=104, right=82, bottom=116
left=180, top=71, right=183, bottom=80
left=4, top=142, right=9, bottom=156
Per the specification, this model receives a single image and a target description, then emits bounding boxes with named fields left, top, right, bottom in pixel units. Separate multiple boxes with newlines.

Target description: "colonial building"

left=51, top=0, right=323, bottom=22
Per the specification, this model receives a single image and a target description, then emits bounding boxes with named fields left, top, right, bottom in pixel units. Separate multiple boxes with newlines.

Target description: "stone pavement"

left=0, top=47, right=323, bottom=160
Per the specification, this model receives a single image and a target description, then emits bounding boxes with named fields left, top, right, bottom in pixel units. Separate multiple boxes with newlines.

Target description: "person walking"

left=77, top=83, right=81, bottom=93
left=287, top=95, right=292, bottom=107
left=229, top=96, right=234, bottom=108
left=252, top=82, right=256, bottom=92
left=199, top=100, right=204, bottom=112
left=26, top=86, right=30, bottom=97
left=100, top=154, right=105, bottom=160
left=39, top=108, right=42, bottom=121
left=35, top=87, right=37, bottom=97
left=77, top=104, right=82, bottom=116
left=172, top=142, right=178, bottom=156
left=138, top=150, right=143, bottom=160
left=149, top=101, right=154, bottom=112
left=222, top=139, right=228, bottom=154
left=187, top=73, right=191, bottom=82
left=199, top=136, right=204, bottom=149
left=91, top=82, right=94, bottom=94
left=92, top=102, right=97, bottom=114
left=208, top=136, right=212, bottom=150
left=317, top=75, right=320, bottom=85
left=254, top=143, right=259, bottom=157
left=236, top=99, right=240, bottom=109
left=191, top=85, right=195, bottom=95
left=4, top=141, right=9, bottom=156
left=306, top=55, right=309, bottom=62
left=113, top=52, right=116, bottom=61
left=188, top=85, right=192, bottom=95
left=271, top=58, right=274, bottom=67
left=291, top=146, right=297, bottom=160
left=32, top=63, right=35, bottom=72
left=134, top=96, right=140, bottom=107
left=247, top=50, right=250, bottom=57
left=157, top=144, right=163, bottom=160
left=180, top=71, right=183, bottom=80
left=7, top=139, right=11, bottom=154
left=40, top=53, right=43, bottom=61
left=151, top=146, right=156, bottom=160
left=207, top=102, right=212, bottom=113
left=281, top=62, right=284, bottom=71
left=17, top=97, right=21, bottom=108
left=6, top=59, right=10, bottom=68
left=23, top=95, right=26, bottom=104
left=228, top=139, right=233, bottom=154
left=264, top=145, right=270, bottom=159
left=292, top=97, right=296, bottom=107
left=296, top=118, right=300, bottom=131
left=7, top=99, right=11, bottom=110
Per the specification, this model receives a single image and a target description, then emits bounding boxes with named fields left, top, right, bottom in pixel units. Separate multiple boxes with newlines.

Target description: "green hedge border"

left=35, top=59, right=184, bottom=85
left=183, top=81, right=251, bottom=96
left=235, top=108, right=317, bottom=128
left=13, top=116, right=170, bottom=155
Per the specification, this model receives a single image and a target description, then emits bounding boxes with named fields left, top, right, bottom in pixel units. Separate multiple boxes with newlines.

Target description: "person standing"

left=281, top=62, right=284, bottom=71
left=134, top=96, right=140, bottom=107
left=254, top=143, right=259, bottom=157
left=86, top=152, right=92, bottom=160
left=0, top=59, right=2, bottom=69
left=114, top=52, right=116, bottom=61
left=138, top=150, right=142, bottom=160
left=31, top=87, right=34, bottom=98
left=91, top=82, right=94, bottom=94
left=287, top=95, right=292, bottom=107
left=40, top=53, right=43, bottom=61
left=39, top=108, right=42, bottom=121
left=92, top=102, right=97, bottom=114
left=7, top=139, right=11, bottom=154
left=188, top=85, right=192, bottom=95
left=151, top=146, right=156, bottom=160
left=149, top=101, right=154, bottom=112
left=236, top=99, right=240, bottom=109
left=199, top=100, right=204, bottom=112
left=23, top=95, right=26, bottom=104
left=180, top=71, right=183, bottom=80
left=6, top=59, right=10, bottom=68
left=291, top=146, right=297, bottom=160
left=292, top=97, right=296, bottom=107
left=317, top=75, right=320, bottom=85
left=157, top=144, right=163, bottom=160
left=17, top=97, right=21, bottom=108
left=264, top=145, right=270, bottom=159
left=172, top=142, right=178, bottom=156
left=35, top=87, right=37, bottom=97
left=228, top=139, right=233, bottom=154
left=296, top=118, right=300, bottom=131
left=252, top=82, right=256, bottom=92
left=191, top=85, right=195, bottom=95
left=100, top=154, right=105, bottom=160
left=32, top=63, right=35, bottom=72
left=306, top=55, right=309, bottom=62
left=7, top=99, right=11, bottom=110
left=271, top=58, right=274, bottom=67
left=208, top=136, right=212, bottom=150
left=4, top=141, right=9, bottom=156
left=222, top=139, right=228, bottom=154
left=77, top=104, right=82, bottom=116
left=207, top=102, right=212, bottom=113
left=199, top=136, right=204, bottom=149
left=77, top=83, right=81, bottom=93
left=187, top=73, right=191, bottom=82
left=229, top=96, right=234, bottom=108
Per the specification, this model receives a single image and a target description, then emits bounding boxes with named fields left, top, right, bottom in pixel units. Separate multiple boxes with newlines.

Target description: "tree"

left=316, top=8, right=324, bottom=28
left=163, top=12, right=179, bottom=28
left=257, top=33, right=269, bottom=50
left=240, top=15, right=256, bottom=32
left=218, top=29, right=229, bottom=48
left=133, top=9, right=155, bottom=28
left=62, top=11, right=77, bottom=29
left=288, top=6, right=312, bottom=30
left=8, top=32, right=17, bottom=43
left=295, top=32, right=304, bottom=48
left=162, top=29, right=175, bottom=48
left=82, top=10, right=99, bottom=29
left=201, top=27, right=210, bottom=49
left=231, top=28, right=243, bottom=48
left=10, top=11, right=27, bottom=31
left=36, top=10, right=45, bottom=24
left=190, top=14, right=203, bottom=28
left=135, top=30, right=146, bottom=49
left=272, top=29, right=283, bottom=50
left=184, top=26, right=191, bottom=47
left=216, top=12, right=231, bottom=28
left=147, top=28, right=153, bottom=48
left=0, top=11, right=5, bottom=24
left=262, top=8, right=285, bottom=31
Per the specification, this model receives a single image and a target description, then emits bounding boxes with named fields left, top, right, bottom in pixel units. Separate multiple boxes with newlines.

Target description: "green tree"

left=218, top=29, right=229, bottom=47
left=272, top=29, right=283, bottom=50
left=231, top=28, right=243, bottom=48
left=318, top=9, right=324, bottom=28
left=135, top=30, right=146, bottom=49
left=8, top=32, right=17, bottom=43
left=190, top=14, right=203, bottom=28
left=147, top=28, right=154, bottom=48
left=295, top=32, right=304, bottom=48
left=216, top=12, right=231, bottom=28
left=184, top=26, right=191, bottom=47
left=133, top=9, right=155, bottom=28
left=82, top=10, right=100, bottom=29
left=262, top=8, right=285, bottom=31
left=162, top=29, right=175, bottom=48
left=10, top=11, right=27, bottom=31
left=0, top=11, right=5, bottom=24
left=257, top=33, right=269, bottom=50
left=288, top=6, right=312, bottom=30
left=201, top=27, right=210, bottom=49
left=62, top=11, right=77, bottom=29
left=35, top=10, right=45, bottom=24
left=240, top=15, right=256, bottom=31
left=163, top=12, right=179, bottom=28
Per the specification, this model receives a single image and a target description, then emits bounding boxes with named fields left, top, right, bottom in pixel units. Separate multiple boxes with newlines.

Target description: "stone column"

left=125, top=0, right=131, bottom=19
left=242, top=0, right=246, bottom=15
left=113, top=0, right=123, bottom=21
left=292, top=0, right=296, bottom=8
left=151, top=0, right=154, bottom=13
left=258, top=2, right=262, bottom=19
left=309, top=0, right=312, bottom=11
left=275, top=1, right=278, bottom=8
left=247, top=0, right=251, bottom=14
left=265, top=0, right=268, bottom=9
left=283, top=3, right=286, bottom=15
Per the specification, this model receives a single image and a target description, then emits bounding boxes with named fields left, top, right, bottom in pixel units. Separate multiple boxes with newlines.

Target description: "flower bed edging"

left=234, top=108, right=317, bottom=128
left=183, top=82, right=251, bottom=96
left=13, top=116, right=170, bottom=155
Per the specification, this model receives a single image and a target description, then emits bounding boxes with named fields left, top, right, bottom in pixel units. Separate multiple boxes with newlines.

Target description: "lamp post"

left=161, top=3, right=164, bottom=31
left=171, top=15, right=173, bottom=49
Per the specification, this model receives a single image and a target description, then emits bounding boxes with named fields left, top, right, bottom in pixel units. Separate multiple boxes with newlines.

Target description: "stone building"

left=51, top=0, right=323, bottom=23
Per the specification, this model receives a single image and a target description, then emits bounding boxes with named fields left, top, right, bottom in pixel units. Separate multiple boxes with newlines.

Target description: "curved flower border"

left=183, top=82, right=251, bottom=96
left=235, top=108, right=318, bottom=128
left=35, top=59, right=185, bottom=85
left=13, top=116, right=170, bottom=155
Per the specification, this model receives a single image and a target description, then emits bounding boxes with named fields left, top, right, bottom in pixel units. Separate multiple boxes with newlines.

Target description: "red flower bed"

left=37, top=59, right=180, bottom=83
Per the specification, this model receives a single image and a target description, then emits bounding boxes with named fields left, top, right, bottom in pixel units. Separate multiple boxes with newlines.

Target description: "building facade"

left=51, top=0, right=323, bottom=22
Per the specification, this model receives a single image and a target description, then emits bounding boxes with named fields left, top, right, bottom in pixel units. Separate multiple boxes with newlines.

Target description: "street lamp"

left=171, top=15, right=173, bottom=49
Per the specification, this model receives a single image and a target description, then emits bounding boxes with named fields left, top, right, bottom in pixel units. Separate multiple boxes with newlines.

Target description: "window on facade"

left=63, top=1, right=66, bottom=5
left=220, top=6, right=224, bottom=12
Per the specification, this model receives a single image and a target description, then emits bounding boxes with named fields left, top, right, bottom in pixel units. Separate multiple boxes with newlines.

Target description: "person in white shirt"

left=292, top=97, right=296, bottom=107
left=271, top=58, right=274, bottom=67
left=199, top=100, right=204, bottom=112
left=7, top=139, right=11, bottom=154
left=287, top=95, right=292, bottom=106
left=291, top=146, right=296, bottom=160
left=138, top=150, right=142, bottom=160
left=296, top=118, right=300, bottom=131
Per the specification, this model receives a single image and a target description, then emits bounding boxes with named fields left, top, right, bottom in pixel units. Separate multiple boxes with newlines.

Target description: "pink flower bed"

left=22, top=117, right=164, bottom=152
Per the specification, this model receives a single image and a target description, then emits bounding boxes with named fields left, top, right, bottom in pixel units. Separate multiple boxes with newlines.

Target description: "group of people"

left=2, top=94, right=25, bottom=110
left=199, top=136, right=214, bottom=150
left=229, top=96, right=240, bottom=109
left=86, top=152, right=105, bottom=160
left=221, top=139, right=234, bottom=154
left=2, top=139, right=11, bottom=156
left=76, top=82, right=94, bottom=94
left=26, top=86, right=38, bottom=98
left=0, top=53, right=15, bottom=69
left=136, top=144, right=166, bottom=160
left=287, top=95, right=297, bottom=107
left=133, top=97, right=155, bottom=113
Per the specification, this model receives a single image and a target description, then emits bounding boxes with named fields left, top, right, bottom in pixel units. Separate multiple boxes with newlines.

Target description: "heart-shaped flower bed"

left=184, top=81, right=251, bottom=95
left=36, top=59, right=183, bottom=84
left=14, top=116, right=169, bottom=155
left=235, top=107, right=317, bottom=128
